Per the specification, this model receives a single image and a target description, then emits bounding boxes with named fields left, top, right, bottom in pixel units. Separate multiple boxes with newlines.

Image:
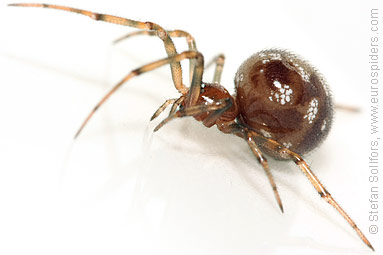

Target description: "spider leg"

left=248, top=131, right=374, bottom=251
left=150, top=96, right=186, bottom=121
left=205, top=54, right=225, bottom=84
left=113, top=30, right=155, bottom=44
left=9, top=3, right=186, bottom=94
left=113, top=30, right=197, bottom=86
left=113, top=30, right=197, bottom=51
left=216, top=123, right=283, bottom=212
left=169, top=96, right=185, bottom=116
left=247, top=134, right=284, bottom=213
left=73, top=51, right=203, bottom=139
left=153, top=98, right=232, bottom=132
left=335, top=104, right=360, bottom=113
left=114, top=29, right=204, bottom=107
left=150, top=98, right=177, bottom=121
left=185, top=51, right=204, bottom=108
left=150, top=96, right=186, bottom=122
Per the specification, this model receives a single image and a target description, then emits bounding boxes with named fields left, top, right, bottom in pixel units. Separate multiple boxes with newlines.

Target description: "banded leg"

left=248, top=130, right=374, bottom=251
left=216, top=122, right=283, bottom=212
left=72, top=50, right=203, bottom=138
left=150, top=96, right=185, bottom=121
left=247, top=133, right=284, bottom=213
left=185, top=50, right=204, bottom=108
left=205, top=54, right=225, bottom=84
left=150, top=98, right=177, bottom=121
left=113, top=30, right=197, bottom=51
left=169, top=96, right=185, bottom=116
left=9, top=3, right=186, bottom=94
left=153, top=98, right=232, bottom=132
left=113, top=30, right=197, bottom=84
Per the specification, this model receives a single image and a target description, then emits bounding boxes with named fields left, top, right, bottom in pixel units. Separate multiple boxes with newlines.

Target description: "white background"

left=0, top=0, right=381, bottom=254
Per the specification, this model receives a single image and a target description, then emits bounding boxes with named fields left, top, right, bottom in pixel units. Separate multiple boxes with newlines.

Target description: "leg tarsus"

left=150, top=98, right=177, bottom=121
left=150, top=96, right=185, bottom=121
left=113, top=30, right=150, bottom=44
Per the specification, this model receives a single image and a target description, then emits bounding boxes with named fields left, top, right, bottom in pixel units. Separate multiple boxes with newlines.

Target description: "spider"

left=9, top=3, right=373, bottom=251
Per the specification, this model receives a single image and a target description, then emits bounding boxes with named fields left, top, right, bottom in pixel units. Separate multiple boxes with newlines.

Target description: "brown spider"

left=9, top=3, right=373, bottom=251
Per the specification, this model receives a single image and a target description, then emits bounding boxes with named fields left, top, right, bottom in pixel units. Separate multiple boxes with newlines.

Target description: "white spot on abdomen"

left=260, top=129, right=272, bottom=138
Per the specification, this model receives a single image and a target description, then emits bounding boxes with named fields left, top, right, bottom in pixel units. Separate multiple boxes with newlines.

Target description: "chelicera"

left=9, top=3, right=373, bottom=251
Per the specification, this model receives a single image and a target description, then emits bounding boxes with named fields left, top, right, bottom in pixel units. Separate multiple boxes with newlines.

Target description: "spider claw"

left=150, top=114, right=157, bottom=122
left=153, top=122, right=164, bottom=132
left=278, top=200, right=284, bottom=213
left=113, top=35, right=130, bottom=44
left=272, top=185, right=284, bottom=213
left=150, top=98, right=178, bottom=122
left=153, top=113, right=179, bottom=132
left=153, top=118, right=169, bottom=132
left=150, top=109, right=162, bottom=121
left=368, top=242, right=375, bottom=252
left=74, top=125, right=85, bottom=140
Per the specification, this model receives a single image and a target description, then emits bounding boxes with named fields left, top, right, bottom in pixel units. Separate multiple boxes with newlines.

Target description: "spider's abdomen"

left=235, top=49, right=333, bottom=159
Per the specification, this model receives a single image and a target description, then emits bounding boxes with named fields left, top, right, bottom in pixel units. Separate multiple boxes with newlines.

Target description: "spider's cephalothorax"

left=9, top=3, right=373, bottom=250
left=234, top=49, right=333, bottom=159
left=190, top=82, right=238, bottom=127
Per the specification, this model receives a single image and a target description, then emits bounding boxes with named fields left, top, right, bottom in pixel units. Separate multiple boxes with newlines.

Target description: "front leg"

left=153, top=98, right=232, bottom=132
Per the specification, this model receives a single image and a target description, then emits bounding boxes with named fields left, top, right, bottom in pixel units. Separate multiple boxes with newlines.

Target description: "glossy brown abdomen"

left=235, top=49, right=333, bottom=159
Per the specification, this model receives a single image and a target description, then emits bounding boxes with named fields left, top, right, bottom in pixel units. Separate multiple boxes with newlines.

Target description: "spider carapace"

left=8, top=3, right=374, bottom=251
